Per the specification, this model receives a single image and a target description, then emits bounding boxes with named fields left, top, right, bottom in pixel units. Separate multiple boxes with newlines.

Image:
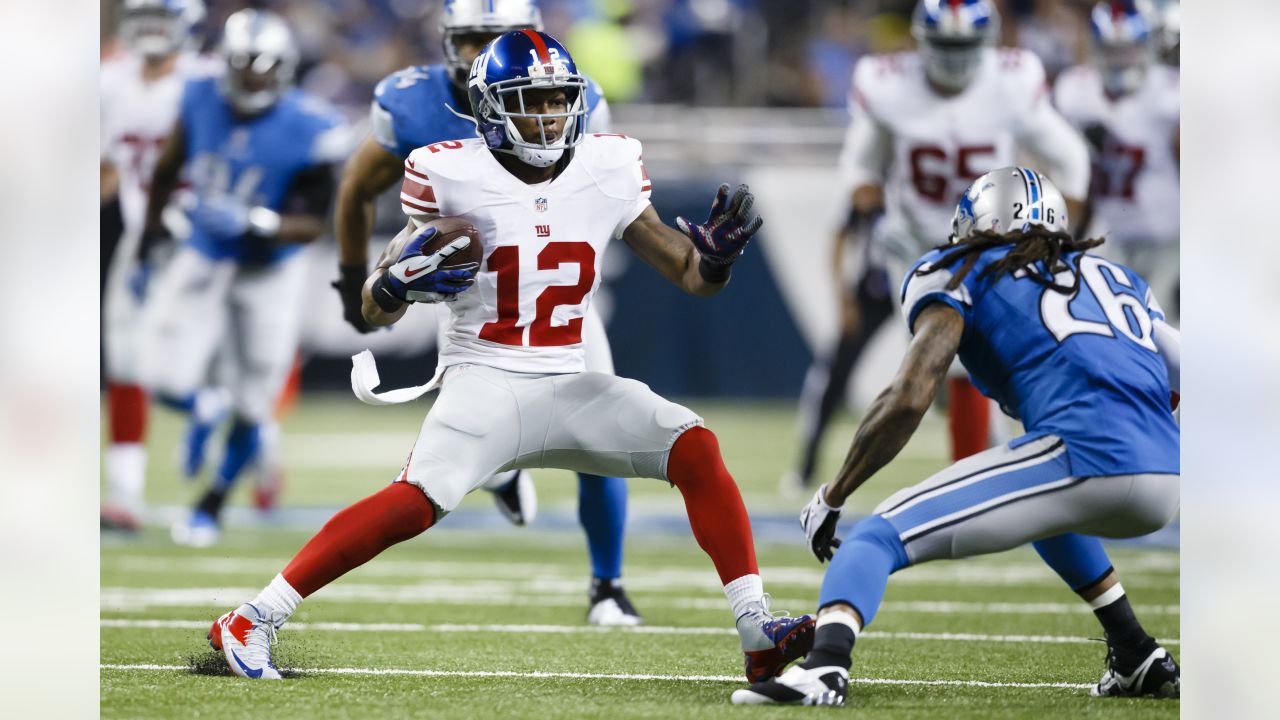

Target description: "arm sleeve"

left=837, top=94, right=892, bottom=190
left=399, top=152, right=440, bottom=223
left=899, top=258, right=974, bottom=334
left=614, top=140, right=652, bottom=239
left=1017, top=92, right=1091, bottom=201
left=1152, top=319, right=1180, bottom=393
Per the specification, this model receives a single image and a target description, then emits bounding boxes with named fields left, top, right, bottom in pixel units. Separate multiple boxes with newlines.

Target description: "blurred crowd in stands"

left=100, top=0, right=1170, bottom=112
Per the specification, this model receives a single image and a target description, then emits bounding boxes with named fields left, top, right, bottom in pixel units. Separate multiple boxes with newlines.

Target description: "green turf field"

left=101, top=396, right=1179, bottom=719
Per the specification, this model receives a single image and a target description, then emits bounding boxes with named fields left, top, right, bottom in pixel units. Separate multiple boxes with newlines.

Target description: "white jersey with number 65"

left=399, top=134, right=650, bottom=376
left=839, top=48, right=1089, bottom=257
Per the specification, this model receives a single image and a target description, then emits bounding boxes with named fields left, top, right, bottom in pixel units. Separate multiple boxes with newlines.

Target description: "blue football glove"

left=376, top=227, right=478, bottom=306
left=191, top=196, right=251, bottom=239
left=675, top=183, right=763, bottom=282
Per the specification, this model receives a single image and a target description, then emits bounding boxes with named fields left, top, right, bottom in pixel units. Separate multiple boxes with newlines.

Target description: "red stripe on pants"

left=948, top=377, right=990, bottom=461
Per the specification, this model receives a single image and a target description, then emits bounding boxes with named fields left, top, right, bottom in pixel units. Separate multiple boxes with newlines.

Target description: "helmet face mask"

left=949, top=167, right=1070, bottom=244
left=468, top=31, right=588, bottom=168
left=217, top=10, right=298, bottom=116
left=441, top=0, right=544, bottom=88
left=119, top=0, right=205, bottom=59
left=911, top=0, right=999, bottom=93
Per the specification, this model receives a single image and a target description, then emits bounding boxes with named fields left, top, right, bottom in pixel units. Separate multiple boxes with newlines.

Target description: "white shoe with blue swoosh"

left=208, top=603, right=284, bottom=680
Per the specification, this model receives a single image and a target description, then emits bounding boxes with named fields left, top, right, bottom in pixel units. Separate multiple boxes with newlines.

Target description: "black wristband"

left=697, top=257, right=732, bottom=284
left=371, top=273, right=406, bottom=313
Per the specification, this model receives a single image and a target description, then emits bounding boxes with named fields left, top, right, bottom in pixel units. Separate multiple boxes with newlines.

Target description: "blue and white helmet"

left=441, top=0, right=544, bottom=87
left=467, top=30, right=587, bottom=168
left=119, top=0, right=206, bottom=58
left=911, top=0, right=1000, bottom=92
left=950, top=167, right=1069, bottom=243
left=1089, top=0, right=1156, bottom=96
left=218, top=9, right=299, bottom=116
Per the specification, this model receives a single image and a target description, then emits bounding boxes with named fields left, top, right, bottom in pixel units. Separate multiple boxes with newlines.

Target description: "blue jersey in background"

left=901, top=245, right=1179, bottom=478
left=369, top=63, right=610, bottom=160
left=179, top=76, right=346, bottom=264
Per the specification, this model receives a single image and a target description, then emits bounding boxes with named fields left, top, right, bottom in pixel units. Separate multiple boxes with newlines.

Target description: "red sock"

left=666, top=426, right=759, bottom=584
left=107, top=383, right=148, bottom=444
left=283, top=482, right=435, bottom=598
left=948, top=377, right=990, bottom=461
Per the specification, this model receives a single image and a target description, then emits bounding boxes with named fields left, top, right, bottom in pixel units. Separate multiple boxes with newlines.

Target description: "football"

left=416, top=215, right=484, bottom=271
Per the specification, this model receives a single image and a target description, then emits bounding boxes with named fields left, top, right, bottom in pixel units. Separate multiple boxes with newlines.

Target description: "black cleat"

left=1092, top=643, right=1180, bottom=699
left=731, top=664, right=848, bottom=706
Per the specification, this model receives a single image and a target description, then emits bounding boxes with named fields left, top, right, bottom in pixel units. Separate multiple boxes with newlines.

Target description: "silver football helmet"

left=911, top=0, right=1000, bottom=93
left=218, top=9, right=299, bottom=116
left=440, top=0, right=544, bottom=87
left=949, top=167, right=1069, bottom=243
left=119, top=0, right=206, bottom=58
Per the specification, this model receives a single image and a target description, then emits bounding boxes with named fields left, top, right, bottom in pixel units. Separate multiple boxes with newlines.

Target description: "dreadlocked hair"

left=915, top=227, right=1106, bottom=295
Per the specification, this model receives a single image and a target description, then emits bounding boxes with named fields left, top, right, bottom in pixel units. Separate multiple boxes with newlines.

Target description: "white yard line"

left=98, top=618, right=1178, bottom=646
left=99, top=584, right=1179, bottom=616
left=98, top=663, right=1092, bottom=689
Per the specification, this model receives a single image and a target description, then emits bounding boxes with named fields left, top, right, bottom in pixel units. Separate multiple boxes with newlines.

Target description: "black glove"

left=332, top=263, right=376, bottom=334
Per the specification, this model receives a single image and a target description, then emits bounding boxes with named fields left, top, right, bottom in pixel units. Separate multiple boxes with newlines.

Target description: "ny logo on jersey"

left=535, top=224, right=551, bottom=238
left=534, top=197, right=548, bottom=212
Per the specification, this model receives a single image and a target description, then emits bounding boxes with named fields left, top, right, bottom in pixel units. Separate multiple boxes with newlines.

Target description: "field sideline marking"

left=98, top=663, right=1092, bottom=690
left=98, top=619, right=1178, bottom=646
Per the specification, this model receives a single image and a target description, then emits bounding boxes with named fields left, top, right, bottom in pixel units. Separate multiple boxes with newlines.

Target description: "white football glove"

left=384, top=234, right=478, bottom=304
left=800, top=484, right=844, bottom=563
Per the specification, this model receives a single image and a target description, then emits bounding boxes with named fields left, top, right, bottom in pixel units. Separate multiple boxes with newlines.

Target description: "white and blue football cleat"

left=208, top=603, right=284, bottom=680
left=486, top=469, right=537, bottom=526
left=737, top=596, right=816, bottom=683
left=170, top=509, right=219, bottom=547
left=1092, top=643, right=1180, bottom=699
left=731, top=663, right=849, bottom=706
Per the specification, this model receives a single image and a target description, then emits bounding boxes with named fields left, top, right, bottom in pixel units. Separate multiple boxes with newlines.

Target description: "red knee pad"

left=107, top=383, right=148, bottom=444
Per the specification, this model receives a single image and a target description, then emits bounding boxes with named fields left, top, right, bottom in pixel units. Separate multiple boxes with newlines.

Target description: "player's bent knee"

left=1123, top=473, right=1180, bottom=536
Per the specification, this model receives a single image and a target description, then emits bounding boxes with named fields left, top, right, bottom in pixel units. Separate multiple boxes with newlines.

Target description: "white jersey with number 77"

left=399, top=133, right=651, bottom=376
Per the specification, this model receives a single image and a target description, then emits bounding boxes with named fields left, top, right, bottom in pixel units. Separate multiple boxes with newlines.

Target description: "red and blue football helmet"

left=911, top=0, right=1000, bottom=93
left=1089, top=0, right=1156, bottom=96
left=119, top=0, right=206, bottom=58
left=467, top=30, right=587, bottom=168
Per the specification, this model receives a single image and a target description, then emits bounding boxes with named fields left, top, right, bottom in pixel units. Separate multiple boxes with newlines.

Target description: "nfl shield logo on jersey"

left=534, top=196, right=548, bottom=212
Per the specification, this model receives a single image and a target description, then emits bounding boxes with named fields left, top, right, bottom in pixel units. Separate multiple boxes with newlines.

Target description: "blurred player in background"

left=1154, top=0, right=1179, bottom=67
left=788, top=0, right=1091, bottom=493
left=100, top=0, right=210, bottom=532
left=736, top=168, right=1180, bottom=706
left=207, top=29, right=815, bottom=684
left=136, top=9, right=348, bottom=546
left=332, top=0, right=639, bottom=625
left=1054, top=0, right=1179, bottom=318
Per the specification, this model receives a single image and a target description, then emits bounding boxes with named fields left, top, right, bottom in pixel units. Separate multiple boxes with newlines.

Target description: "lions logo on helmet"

left=1089, top=0, right=1156, bottom=96
left=911, top=0, right=1000, bottom=93
left=949, top=167, right=1069, bottom=244
left=467, top=30, right=587, bottom=169
left=119, top=0, right=206, bottom=58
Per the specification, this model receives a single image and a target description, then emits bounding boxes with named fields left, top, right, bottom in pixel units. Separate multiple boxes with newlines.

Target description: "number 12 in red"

left=479, top=241, right=596, bottom=347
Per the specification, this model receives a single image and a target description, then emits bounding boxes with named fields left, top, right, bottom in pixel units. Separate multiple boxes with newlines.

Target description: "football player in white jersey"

left=100, top=0, right=211, bottom=532
left=1054, top=0, right=1179, bottom=318
left=788, top=0, right=1091, bottom=491
left=206, top=31, right=816, bottom=685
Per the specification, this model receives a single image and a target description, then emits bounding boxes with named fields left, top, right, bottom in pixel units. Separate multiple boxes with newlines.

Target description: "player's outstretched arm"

left=333, top=137, right=406, bottom=332
left=621, top=184, right=762, bottom=297
left=139, top=120, right=187, bottom=249
left=825, top=303, right=964, bottom=505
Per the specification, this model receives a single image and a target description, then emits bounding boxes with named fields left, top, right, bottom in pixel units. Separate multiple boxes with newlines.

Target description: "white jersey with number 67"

left=399, top=134, right=651, bottom=376
left=839, top=48, right=1090, bottom=256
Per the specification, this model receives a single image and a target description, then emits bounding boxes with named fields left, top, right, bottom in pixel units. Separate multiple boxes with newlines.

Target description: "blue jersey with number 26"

left=369, top=63, right=609, bottom=160
left=180, top=76, right=345, bottom=264
left=901, top=246, right=1179, bottom=477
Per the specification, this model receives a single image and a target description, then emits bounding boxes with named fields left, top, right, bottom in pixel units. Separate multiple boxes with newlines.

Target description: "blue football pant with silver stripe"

left=817, top=434, right=1179, bottom=626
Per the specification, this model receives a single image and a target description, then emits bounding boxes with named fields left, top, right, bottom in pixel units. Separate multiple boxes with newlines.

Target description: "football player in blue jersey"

left=331, top=0, right=638, bottom=625
left=135, top=9, right=350, bottom=546
left=733, top=167, right=1180, bottom=706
